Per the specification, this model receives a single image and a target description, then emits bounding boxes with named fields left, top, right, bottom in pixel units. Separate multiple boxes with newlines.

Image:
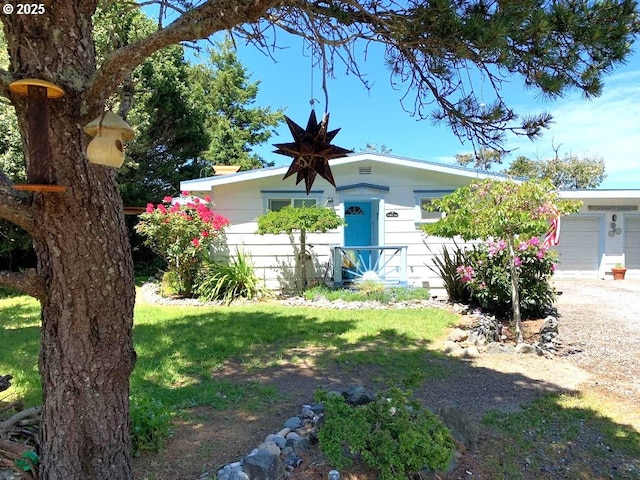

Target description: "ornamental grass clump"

left=136, top=194, right=229, bottom=297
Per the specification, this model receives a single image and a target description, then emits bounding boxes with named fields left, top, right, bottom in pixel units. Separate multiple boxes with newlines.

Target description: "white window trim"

left=261, top=190, right=323, bottom=212
left=413, top=189, right=454, bottom=224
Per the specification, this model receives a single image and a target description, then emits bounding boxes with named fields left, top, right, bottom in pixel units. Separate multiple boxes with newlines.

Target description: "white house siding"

left=186, top=158, right=478, bottom=292
left=181, top=156, right=640, bottom=291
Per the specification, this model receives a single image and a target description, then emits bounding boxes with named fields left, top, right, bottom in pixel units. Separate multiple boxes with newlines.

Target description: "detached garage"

left=556, top=190, right=640, bottom=280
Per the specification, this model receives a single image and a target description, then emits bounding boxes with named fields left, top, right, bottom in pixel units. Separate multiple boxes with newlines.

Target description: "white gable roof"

left=180, top=153, right=509, bottom=191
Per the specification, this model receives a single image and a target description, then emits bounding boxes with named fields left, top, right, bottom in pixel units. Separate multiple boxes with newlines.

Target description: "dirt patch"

left=134, top=282, right=640, bottom=480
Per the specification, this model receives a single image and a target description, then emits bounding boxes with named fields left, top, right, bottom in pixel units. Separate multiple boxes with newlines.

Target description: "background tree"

left=455, top=148, right=503, bottom=170
left=0, top=1, right=636, bottom=479
left=422, top=179, right=581, bottom=343
left=257, top=205, right=345, bottom=292
left=505, top=153, right=607, bottom=189
left=192, top=38, right=284, bottom=172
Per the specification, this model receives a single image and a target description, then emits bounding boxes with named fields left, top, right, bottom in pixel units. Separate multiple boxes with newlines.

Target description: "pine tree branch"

left=85, top=0, right=279, bottom=106
left=0, top=269, right=44, bottom=300
left=0, top=171, right=36, bottom=235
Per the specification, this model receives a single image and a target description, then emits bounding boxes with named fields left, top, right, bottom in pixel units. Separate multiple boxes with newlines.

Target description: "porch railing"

left=332, top=246, right=408, bottom=286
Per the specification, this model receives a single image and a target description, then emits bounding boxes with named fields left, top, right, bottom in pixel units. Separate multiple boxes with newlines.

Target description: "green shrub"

left=196, top=249, right=270, bottom=304
left=160, top=270, right=180, bottom=297
left=130, top=397, right=173, bottom=456
left=463, top=237, right=557, bottom=318
left=317, top=388, right=455, bottom=480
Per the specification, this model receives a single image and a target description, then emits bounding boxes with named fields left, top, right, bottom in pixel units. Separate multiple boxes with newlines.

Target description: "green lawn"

left=0, top=295, right=458, bottom=411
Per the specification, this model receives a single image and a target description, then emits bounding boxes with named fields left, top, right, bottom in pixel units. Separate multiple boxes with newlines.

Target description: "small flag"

left=543, top=209, right=561, bottom=248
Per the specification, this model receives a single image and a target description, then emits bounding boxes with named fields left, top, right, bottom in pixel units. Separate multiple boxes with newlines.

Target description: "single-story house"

left=181, top=153, right=640, bottom=292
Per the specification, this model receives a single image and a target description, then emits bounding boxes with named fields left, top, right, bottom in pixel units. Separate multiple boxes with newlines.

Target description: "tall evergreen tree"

left=192, top=38, right=283, bottom=172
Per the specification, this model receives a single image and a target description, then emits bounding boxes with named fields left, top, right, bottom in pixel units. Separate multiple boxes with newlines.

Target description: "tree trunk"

left=507, top=237, right=523, bottom=343
left=2, top=7, right=136, bottom=479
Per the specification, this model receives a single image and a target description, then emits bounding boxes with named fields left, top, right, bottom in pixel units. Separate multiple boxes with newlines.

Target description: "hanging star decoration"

left=273, top=109, right=352, bottom=194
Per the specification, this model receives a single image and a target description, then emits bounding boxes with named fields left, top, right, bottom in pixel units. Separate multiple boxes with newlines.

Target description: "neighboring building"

left=181, top=153, right=640, bottom=292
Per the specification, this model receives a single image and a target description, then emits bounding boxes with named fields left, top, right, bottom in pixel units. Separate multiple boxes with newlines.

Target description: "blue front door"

left=344, top=201, right=373, bottom=273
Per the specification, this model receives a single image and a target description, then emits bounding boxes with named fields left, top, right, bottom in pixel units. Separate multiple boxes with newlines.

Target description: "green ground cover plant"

left=317, top=387, right=455, bottom=480
left=304, top=284, right=430, bottom=303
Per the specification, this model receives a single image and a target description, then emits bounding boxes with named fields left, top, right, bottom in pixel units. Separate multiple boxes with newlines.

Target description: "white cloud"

left=509, top=69, right=640, bottom=187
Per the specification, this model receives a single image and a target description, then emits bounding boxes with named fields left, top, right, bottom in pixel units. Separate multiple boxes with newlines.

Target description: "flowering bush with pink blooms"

left=459, top=237, right=558, bottom=318
left=136, top=194, right=229, bottom=296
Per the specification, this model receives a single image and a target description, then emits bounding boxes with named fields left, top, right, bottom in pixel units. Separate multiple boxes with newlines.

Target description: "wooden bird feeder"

left=84, top=112, right=135, bottom=168
left=9, top=78, right=66, bottom=193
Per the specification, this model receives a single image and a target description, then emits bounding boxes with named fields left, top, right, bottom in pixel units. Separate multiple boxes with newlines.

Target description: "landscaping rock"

left=437, top=404, right=479, bottom=450
left=515, top=342, right=534, bottom=354
left=284, top=416, right=301, bottom=430
left=443, top=340, right=464, bottom=355
left=242, top=451, right=285, bottom=480
left=539, top=315, right=559, bottom=335
left=343, top=385, right=374, bottom=406
left=447, top=328, right=468, bottom=342
left=257, top=440, right=281, bottom=456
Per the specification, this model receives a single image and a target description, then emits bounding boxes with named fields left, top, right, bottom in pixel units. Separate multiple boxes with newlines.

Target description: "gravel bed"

left=552, top=279, right=640, bottom=403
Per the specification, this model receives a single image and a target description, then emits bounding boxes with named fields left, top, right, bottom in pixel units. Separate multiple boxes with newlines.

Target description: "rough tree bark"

left=2, top=5, right=137, bottom=478
left=0, top=2, right=277, bottom=478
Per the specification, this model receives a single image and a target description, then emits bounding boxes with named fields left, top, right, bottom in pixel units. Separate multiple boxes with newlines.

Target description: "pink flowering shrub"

left=458, top=237, right=558, bottom=318
left=136, top=194, right=229, bottom=296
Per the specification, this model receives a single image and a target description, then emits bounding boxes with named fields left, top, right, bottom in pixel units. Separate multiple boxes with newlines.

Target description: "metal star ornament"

left=273, top=109, right=352, bottom=194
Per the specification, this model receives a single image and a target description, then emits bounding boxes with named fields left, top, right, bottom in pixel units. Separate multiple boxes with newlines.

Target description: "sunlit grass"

left=482, top=393, right=640, bottom=478
left=1, top=295, right=458, bottom=412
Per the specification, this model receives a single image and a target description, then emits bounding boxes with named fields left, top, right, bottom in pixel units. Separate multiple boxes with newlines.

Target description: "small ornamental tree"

left=257, top=205, right=345, bottom=292
left=136, top=194, right=229, bottom=296
left=422, top=179, right=580, bottom=342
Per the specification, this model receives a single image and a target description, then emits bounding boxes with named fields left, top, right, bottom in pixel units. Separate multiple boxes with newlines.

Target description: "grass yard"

left=0, top=294, right=457, bottom=412
left=2, top=294, right=639, bottom=479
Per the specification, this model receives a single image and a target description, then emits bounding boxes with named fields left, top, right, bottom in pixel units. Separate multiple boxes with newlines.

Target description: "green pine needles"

left=316, top=388, right=455, bottom=480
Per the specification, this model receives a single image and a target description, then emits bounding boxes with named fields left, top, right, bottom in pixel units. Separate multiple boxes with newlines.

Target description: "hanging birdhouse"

left=84, top=112, right=135, bottom=168
left=8, top=78, right=66, bottom=192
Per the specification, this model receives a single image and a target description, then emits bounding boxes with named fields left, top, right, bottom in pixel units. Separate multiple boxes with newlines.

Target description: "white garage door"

left=554, top=216, right=600, bottom=273
left=624, top=216, right=640, bottom=269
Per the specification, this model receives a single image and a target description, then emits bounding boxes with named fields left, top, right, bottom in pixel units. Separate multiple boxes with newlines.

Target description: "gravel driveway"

left=552, top=279, right=640, bottom=403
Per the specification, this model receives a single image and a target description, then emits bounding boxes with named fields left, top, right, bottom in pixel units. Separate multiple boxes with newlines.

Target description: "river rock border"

left=197, top=385, right=472, bottom=480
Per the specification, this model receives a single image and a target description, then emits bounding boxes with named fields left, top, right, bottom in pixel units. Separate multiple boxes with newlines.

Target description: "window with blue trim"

left=414, top=190, right=454, bottom=223
left=268, top=198, right=317, bottom=211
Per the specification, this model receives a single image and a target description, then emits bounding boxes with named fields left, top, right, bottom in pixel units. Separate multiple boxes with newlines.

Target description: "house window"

left=419, top=198, right=443, bottom=221
left=413, top=190, right=454, bottom=224
left=345, top=205, right=364, bottom=215
left=267, top=197, right=317, bottom=211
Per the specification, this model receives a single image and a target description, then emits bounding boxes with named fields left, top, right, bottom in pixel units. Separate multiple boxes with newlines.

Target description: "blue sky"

left=231, top=38, right=640, bottom=189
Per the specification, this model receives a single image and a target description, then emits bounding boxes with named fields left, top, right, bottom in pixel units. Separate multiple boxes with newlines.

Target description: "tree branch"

left=0, top=269, right=44, bottom=300
left=85, top=0, right=281, bottom=107
left=0, top=172, right=36, bottom=235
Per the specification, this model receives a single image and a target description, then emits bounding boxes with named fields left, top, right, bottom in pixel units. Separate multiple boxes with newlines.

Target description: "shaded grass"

left=0, top=296, right=458, bottom=413
left=481, top=394, right=640, bottom=479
